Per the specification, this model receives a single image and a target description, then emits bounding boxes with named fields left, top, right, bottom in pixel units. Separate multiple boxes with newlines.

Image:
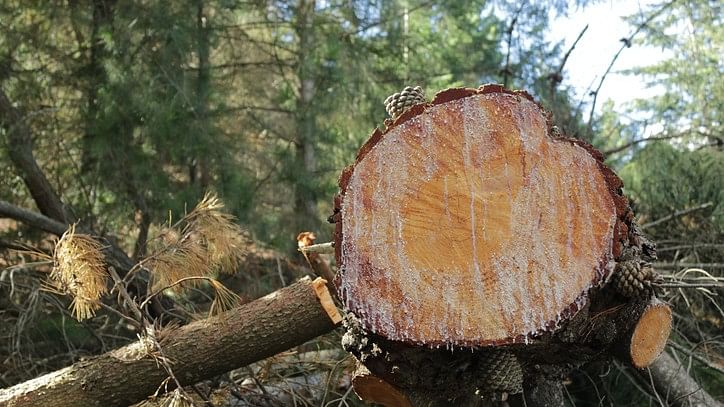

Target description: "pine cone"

left=476, top=350, right=523, bottom=395
left=384, top=86, right=426, bottom=119
left=613, top=260, right=655, bottom=298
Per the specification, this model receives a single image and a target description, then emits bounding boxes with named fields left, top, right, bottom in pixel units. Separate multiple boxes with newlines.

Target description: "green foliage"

left=621, top=143, right=723, bottom=250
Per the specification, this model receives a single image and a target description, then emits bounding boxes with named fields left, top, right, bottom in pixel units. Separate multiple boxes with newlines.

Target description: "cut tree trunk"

left=642, top=351, right=722, bottom=407
left=330, top=85, right=675, bottom=405
left=618, top=298, right=672, bottom=369
left=0, top=277, right=341, bottom=407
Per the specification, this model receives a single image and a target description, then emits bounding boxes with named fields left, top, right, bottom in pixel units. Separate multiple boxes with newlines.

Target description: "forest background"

left=0, top=0, right=721, bottom=405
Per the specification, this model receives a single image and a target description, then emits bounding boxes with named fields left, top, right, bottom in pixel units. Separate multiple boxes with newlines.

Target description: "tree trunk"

left=642, top=351, right=722, bottom=407
left=82, top=0, right=116, bottom=173
left=0, top=277, right=341, bottom=407
left=193, top=0, right=212, bottom=189
left=293, top=0, right=320, bottom=235
left=330, top=85, right=673, bottom=405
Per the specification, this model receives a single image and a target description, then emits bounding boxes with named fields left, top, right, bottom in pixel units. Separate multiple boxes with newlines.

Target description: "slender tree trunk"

left=294, top=0, right=319, bottom=234
left=82, top=0, right=115, bottom=173
left=194, top=0, right=212, bottom=189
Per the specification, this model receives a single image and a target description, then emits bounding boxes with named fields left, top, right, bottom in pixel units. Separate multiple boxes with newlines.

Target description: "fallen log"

left=643, top=350, right=722, bottom=407
left=330, top=85, right=673, bottom=405
left=0, top=277, right=341, bottom=407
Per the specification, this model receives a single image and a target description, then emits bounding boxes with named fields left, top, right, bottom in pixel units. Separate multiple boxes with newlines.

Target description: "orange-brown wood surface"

left=630, top=300, right=672, bottom=368
left=335, top=86, right=629, bottom=346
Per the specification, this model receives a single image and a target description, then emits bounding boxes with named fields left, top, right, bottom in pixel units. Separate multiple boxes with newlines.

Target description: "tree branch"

left=640, top=351, right=721, bottom=407
left=548, top=24, right=588, bottom=89
left=0, top=199, right=69, bottom=236
left=603, top=133, right=684, bottom=155
left=0, top=199, right=134, bottom=271
left=501, top=3, right=526, bottom=88
left=640, top=202, right=713, bottom=230
left=0, top=88, right=73, bottom=223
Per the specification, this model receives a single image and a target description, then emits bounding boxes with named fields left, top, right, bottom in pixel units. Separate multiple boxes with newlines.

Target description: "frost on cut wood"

left=334, top=85, right=630, bottom=347
left=331, top=85, right=678, bottom=406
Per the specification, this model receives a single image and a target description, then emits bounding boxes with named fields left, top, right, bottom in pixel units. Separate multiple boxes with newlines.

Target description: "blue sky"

left=549, top=0, right=668, bottom=115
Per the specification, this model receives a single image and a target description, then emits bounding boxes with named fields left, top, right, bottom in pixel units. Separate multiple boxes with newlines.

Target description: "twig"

left=501, top=3, right=526, bottom=88
left=276, top=257, right=286, bottom=286
left=658, top=283, right=723, bottom=289
left=298, top=242, right=335, bottom=255
left=667, top=341, right=724, bottom=375
left=641, top=202, right=713, bottom=229
left=138, top=276, right=219, bottom=310
left=603, top=133, right=684, bottom=155
left=549, top=24, right=589, bottom=89
left=654, top=262, right=724, bottom=269
left=656, top=243, right=724, bottom=253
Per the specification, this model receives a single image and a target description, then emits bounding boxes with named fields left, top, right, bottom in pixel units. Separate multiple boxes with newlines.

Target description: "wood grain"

left=336, top=86, right=626, bottom=346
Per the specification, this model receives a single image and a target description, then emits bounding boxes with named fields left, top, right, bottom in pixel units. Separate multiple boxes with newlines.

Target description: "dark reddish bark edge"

left=332, top=84, right=635, bottom=346
left=0, top=277, right=340, bottom=407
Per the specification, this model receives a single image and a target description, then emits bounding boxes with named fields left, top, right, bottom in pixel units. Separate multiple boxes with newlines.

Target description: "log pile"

left=330, top=85, right=672, bottom=405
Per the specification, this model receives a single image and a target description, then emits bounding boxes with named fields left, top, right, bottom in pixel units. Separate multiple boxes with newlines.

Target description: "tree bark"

left=642, top=351, right=722, bottom=407
left=0, top=277, right=341, bottom=407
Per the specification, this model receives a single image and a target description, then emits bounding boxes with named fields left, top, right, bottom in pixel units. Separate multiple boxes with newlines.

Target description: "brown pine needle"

left=144, top=193, right=247, bottom=293
left=50, top=224, right=108, bottom=321
left=209, top=278, right=241, bottom=317
left=186, top=192, right=247, bottom=273
left=147, top=234, right=209, bottom=293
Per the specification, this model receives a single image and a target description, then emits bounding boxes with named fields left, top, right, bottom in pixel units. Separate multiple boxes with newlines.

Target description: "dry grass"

left=49, top=224, right=108, bottom=321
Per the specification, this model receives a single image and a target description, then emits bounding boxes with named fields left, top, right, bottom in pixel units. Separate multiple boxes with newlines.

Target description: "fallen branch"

left=0, top=199, right=68, bottom=236
left=297, top=232, right=336, bottom=295
left=0, top=277, right=341, bottom=407
left=640, top=202, right=713, bottom=230
left=0, top=88, right=72, bottom=222
left=0, top=199, right=134, bottom=272
left=641, top=351, right=722, bottom=407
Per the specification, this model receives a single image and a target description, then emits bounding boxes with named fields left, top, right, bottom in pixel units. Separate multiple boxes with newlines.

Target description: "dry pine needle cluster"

left=47, top=193, right=247, bottom=321
left=50, top=224, right=108, bottom=321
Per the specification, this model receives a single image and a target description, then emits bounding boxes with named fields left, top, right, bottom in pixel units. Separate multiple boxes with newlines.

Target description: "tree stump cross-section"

left=334, top=85, right=630, bottom=348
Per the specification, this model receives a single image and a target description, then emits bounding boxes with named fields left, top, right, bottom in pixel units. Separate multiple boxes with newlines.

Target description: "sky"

left=548, top=0, right=669, bottom=116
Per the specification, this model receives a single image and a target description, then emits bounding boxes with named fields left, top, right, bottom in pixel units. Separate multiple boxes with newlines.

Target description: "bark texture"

left=0, top=277, right=340, bottom=407
left=643, top=351, right=722, bottom=407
